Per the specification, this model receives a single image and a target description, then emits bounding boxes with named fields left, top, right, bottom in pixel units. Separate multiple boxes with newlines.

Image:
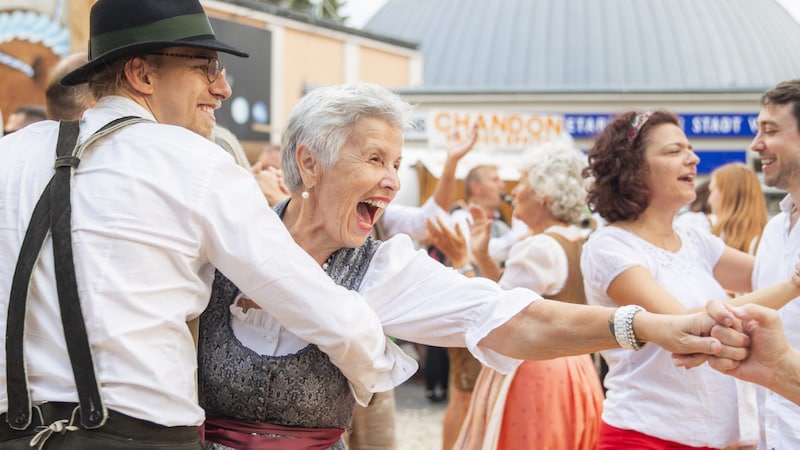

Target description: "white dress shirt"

left=752, top=194, right=800, bottom=450
left=0, top=96, right=412, bottom=427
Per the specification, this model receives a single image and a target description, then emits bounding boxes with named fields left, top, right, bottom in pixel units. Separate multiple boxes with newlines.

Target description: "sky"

left=339, top=0, right=800, bottom=29
left=777, top=0, right=800, bottom=22
left=339, top=0, right=389, bottom=28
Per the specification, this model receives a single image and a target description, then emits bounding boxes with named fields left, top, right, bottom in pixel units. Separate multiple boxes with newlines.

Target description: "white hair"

left=519, top=141, right=590, bottom=225
left=281, top=83, right=414, bottom=192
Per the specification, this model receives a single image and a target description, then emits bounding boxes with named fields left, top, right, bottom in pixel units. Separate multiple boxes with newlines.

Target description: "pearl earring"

left=301, top=191, right=309, bottom=200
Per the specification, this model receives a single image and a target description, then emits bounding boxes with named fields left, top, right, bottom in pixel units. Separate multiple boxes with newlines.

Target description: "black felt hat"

left=61, top=0, right=249, bottom=86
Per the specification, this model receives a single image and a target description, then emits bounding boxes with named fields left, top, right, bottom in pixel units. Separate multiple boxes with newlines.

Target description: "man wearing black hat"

left=0, top=1, right=412, bottom=448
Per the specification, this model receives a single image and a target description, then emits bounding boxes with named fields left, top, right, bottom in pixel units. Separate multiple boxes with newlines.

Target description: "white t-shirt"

left=581, top=224, right=739, bottom=448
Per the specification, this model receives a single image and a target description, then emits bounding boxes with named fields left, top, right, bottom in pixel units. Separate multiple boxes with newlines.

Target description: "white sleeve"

left=198, top=153, right=417, bottom=401
left=381, top=196, right=448, bottom=241
left=580, top=227, right=645, bottom=295
left=360, top=234, right=538, bottom=374
left=499, top=235, right=567, bottom=296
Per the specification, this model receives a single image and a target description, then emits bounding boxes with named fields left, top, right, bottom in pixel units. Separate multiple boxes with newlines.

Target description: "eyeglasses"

left=148, top=52, right=224, bottom=83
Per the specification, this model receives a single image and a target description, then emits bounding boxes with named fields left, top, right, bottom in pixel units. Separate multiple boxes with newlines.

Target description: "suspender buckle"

left=54, top=156, right=80, bottom=169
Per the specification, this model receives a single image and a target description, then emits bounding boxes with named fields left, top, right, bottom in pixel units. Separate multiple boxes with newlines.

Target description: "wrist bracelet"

left=456, top=264, right=474, bottom=274
left=609, top=305, right=646, bottom=350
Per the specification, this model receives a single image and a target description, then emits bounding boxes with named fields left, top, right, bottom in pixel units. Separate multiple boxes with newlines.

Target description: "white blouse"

left=581, top=224, right=739, bottom=448
left=232, top=234, right=539, bottom=384
left=499, top=225, right=585, bottom=295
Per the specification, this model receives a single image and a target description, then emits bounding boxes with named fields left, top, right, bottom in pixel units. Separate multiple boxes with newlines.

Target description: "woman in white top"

left=581, top=110, right=800, bottom=449
left=427, top=141, right=604, bottom=449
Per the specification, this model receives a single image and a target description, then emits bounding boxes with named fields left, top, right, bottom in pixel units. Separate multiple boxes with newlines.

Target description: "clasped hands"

left=672, top=265, right=800, bottom=391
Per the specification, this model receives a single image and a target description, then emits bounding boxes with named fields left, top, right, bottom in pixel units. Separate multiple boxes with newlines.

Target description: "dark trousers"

left=0, top=402, right=202, bottom=449
left=424, top=345, right=449, bottom=393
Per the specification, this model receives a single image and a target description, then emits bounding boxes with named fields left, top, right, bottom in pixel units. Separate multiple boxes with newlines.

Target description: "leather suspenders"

left=6, top=116, right=148, bottom=430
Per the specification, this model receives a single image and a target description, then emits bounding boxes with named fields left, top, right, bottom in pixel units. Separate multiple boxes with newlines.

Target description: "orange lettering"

left=453, top=113, right=470, bottom=130
left=508, top=115, right=523, bottom=134
left=434, top=112, right=450, bottom=132
left=491, top=114, right=507, bottom=133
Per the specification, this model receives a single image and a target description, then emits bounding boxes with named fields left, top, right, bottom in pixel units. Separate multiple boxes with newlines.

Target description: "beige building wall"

left=281, top=29, right=345, bottom=121
left=358, top=46, right=410, bottom=87
left=70, top=0, right=94, bottom=52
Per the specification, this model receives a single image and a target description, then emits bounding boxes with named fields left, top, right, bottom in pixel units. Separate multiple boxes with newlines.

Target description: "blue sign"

left=563, top=114, right=614, bottom=138
left=695, top=150, right=747, bottom=174
left=682, top=114, right=759, bottom=138
left=564, top=113, right=759, bottom=139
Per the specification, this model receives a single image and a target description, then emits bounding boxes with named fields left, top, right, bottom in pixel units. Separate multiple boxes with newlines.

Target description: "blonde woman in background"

left=708, top=162, right=769, bottom=255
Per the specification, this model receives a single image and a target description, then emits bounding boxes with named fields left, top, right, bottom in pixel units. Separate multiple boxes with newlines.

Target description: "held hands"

left=669, top=262, right=800, bottom=370
left=702, top=300, right=793, bottom=389
left=641, top=307, right=749, bottom=362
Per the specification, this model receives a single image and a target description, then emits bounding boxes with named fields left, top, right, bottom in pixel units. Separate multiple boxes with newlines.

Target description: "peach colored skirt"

left=454, top=354, right=604, bottom=450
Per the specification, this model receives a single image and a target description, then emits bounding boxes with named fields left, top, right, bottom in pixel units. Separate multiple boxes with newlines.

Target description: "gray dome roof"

left=364, top=0, right=800, bottom=92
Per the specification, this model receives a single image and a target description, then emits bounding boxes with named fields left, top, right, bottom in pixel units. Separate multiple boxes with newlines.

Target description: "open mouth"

left=356, top=198, right=388, bottom=226
left=678, top=174, right=695, bottom=183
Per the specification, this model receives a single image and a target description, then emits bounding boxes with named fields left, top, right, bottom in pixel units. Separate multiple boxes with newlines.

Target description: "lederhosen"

left=1, top=118, right=202, bottom=449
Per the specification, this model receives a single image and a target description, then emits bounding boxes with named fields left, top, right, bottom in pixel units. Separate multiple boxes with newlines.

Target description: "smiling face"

left=642, top=123, right=699, bottom=213
left=313, top=116, right=403, bottom=249
left=751, top=102, right=800, bottom=191
left=145, top=47, right=232, bottom=138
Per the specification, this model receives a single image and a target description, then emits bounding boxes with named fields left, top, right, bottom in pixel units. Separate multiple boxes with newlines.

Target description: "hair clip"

left=628, top=112, right=651, bottom=143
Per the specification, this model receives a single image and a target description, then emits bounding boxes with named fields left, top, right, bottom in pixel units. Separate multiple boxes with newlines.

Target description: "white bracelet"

left=456, top=264, right=474, bottom=274
left=610, top=305, right=646, bottom=350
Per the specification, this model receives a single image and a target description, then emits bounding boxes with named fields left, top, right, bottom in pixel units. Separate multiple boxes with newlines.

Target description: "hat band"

left=90, top=13, right=215, bottom=59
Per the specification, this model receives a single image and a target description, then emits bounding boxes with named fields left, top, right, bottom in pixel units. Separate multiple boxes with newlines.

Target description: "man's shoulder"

left=116, top=122, right=221, bottom=153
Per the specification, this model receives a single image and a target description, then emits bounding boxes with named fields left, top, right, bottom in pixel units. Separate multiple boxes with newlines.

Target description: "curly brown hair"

left=584, top=109, right=681, bottom=222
